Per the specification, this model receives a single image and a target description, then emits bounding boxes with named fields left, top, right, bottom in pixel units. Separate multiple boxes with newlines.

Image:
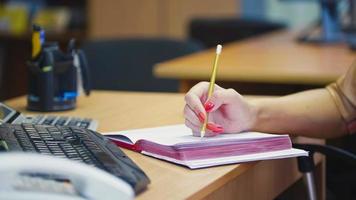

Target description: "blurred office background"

left=0, top=1, right=355, bottom=200
left=0, top=0, right=327, bottom=100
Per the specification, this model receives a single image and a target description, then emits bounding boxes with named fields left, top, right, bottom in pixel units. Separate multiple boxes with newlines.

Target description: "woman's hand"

left=184, top=82, right=256, bottom=137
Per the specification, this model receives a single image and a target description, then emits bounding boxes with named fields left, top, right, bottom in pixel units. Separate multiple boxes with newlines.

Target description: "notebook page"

left=143, top=148, right=308, bottom=169
left=104, top=124, right=288, bottom=146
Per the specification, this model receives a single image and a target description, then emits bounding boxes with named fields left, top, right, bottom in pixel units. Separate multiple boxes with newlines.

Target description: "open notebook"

left=104, top=124, right=307, bottom=169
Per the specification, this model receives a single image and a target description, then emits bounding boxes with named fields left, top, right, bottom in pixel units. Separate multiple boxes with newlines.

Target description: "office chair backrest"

left=81, top=39, right=203, bottom=92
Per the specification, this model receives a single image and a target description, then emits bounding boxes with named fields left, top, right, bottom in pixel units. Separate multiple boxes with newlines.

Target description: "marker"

left=200, top=44, right=222, bottom=137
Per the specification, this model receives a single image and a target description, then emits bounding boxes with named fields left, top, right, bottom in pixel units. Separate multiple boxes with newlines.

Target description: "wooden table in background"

left=5, top=91, right=325, bottom=200
left=154, top=31, right=355, bottom=94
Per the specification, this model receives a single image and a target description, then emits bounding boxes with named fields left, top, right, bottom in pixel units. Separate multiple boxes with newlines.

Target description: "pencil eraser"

left=216, top=44, right=222, bottom=54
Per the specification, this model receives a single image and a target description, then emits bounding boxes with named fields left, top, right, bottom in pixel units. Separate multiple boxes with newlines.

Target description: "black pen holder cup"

left=27, top=44, right=78, bottom=112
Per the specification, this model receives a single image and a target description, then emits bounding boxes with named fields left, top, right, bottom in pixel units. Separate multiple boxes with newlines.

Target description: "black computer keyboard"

left=23, top=115, right=97, bottom=130
left=0, top=123, right=150, bottom=194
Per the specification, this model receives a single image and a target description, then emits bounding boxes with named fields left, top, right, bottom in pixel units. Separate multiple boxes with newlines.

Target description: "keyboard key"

left=42, top=116, right=56, bottom=125
left=54, top=117, right=68, bottom=126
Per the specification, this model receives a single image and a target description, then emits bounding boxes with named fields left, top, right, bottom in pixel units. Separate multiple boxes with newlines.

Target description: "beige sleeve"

left=326, top=63, right=356, bottom=134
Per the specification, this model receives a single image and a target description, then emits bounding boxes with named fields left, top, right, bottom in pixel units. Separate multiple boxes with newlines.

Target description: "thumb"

left=204, top=90, right=224, bottom=113
left=204, top=89, right=239, bottom=113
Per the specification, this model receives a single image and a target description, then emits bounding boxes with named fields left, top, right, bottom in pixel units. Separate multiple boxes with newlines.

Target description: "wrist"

left=246, top=98, right=262, bottom=132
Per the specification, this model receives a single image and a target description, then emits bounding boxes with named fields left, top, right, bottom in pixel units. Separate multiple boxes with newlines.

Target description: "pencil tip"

left=200, top=130, right=205, bottom=138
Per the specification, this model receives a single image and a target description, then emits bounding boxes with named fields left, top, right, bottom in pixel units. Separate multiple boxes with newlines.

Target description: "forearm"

left=249, top=89, right=348, bottom=138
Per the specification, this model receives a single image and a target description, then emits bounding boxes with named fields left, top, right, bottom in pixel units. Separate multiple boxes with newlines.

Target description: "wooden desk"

left=154, top=31, right=355, bottom=93
left=5, top=91, right=325, bottom=200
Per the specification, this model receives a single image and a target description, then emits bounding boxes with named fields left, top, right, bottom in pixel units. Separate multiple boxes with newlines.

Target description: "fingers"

left=201, top=122, right=224, bottom=137
left=204, top=88, right=240, bottom=113
left=207, top=122, right=224, bottom=133
left=184, top=82, right=228, bottom=137
left=185, top=82, right=225, bottom=115
left=185, top=119, right=200, bottom=135
left=184, top=105, right=224, bottom=135
left=204, top=131, right=221, bottom=137
left=184, top=105, right=204, bottom=127
left=185, top=118, right=224, bottom=137
left=203, top=90, right=224, bottom=113
left=185, top=89, right=207, bottom=120
left=187, top=82, right=210, bottom=98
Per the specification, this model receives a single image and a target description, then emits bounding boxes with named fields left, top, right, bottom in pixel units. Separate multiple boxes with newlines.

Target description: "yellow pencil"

left=200, top=44, right=222, bottom=137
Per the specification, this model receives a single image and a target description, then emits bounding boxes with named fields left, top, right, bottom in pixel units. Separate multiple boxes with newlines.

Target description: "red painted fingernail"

left=213, top=128, right=224, bottom=133
left=207, top=123, right=224, bottom=133
left=204, top=101, right=215, bottom=112
left=197, top=112, right=205, bottom=123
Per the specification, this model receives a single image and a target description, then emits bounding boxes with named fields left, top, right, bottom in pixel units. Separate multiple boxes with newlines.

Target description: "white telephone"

left=0, top=153, right=134, bottom=200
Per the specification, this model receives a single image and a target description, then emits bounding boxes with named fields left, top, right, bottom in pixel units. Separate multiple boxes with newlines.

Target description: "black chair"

left=293, top=137, right=356, bottom=200
left=81, top=39, right=203, bottom=92
left=189, top=17, right=286, bottom=48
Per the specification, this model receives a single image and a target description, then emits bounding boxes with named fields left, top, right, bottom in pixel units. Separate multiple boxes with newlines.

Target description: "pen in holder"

left=27, top=28, right=91, bottom=112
